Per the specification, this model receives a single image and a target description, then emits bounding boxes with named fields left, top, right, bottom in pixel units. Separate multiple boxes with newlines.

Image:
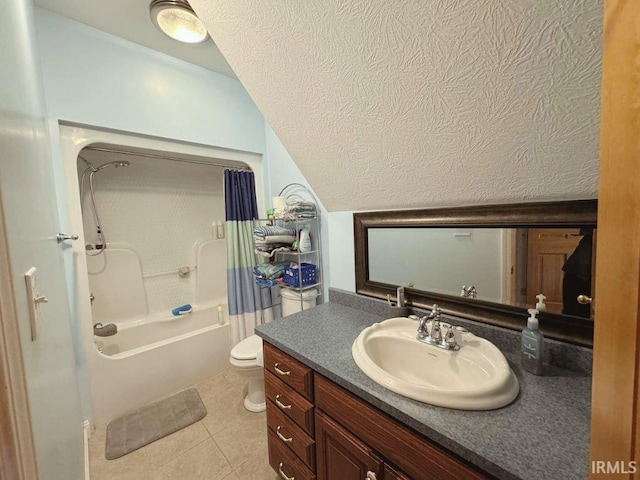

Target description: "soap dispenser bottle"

left=522, top=309, right=545, bottom=375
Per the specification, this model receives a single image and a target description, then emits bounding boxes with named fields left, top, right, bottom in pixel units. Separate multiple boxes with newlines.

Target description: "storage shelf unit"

left=255, top=214, right=322, bottom=316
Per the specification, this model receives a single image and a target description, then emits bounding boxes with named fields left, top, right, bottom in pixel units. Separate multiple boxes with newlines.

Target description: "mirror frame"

left=354, top=199, right=597, bottom=347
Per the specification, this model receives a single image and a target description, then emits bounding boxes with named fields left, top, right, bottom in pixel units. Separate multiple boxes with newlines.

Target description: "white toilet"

left=229, top=334, right=265, bottom=412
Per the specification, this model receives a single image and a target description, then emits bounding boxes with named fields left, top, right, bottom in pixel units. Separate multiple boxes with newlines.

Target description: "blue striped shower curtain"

left=225, top=170, right=273, bottom=346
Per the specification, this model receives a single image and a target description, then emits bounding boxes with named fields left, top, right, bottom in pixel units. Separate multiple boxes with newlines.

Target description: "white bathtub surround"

left=76, top=146, right=234, bottom=423
left=78, top=149, right=227, bottom=317
left=95, top=302, right=227, bottom=357
left=86, top=240, right=228, bottom=327
left=91, top=306, right=230, bottom=424
left=59, top=126, right=266, bottom=425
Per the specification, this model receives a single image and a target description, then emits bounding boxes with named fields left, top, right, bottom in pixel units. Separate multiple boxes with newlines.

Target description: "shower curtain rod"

left=82, top=146, right=252, bottom=171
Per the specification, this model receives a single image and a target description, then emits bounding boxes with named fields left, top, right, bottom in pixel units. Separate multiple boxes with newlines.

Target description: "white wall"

left=328, top=212, right=356, bottom=292
left=0, top=1, right=84, bottom=478
left=35, top=7, right=265, bottom=154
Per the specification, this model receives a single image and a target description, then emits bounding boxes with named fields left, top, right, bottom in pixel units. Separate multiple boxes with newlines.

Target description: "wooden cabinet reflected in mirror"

left=355, top=200, right=597, bottom=346
left=526, top=227, right=595, bottom=318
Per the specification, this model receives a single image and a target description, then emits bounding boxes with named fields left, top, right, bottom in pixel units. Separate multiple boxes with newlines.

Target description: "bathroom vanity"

left=264, top=342, right=489, bottom=480
left=256, top=291, right=592, bottom=480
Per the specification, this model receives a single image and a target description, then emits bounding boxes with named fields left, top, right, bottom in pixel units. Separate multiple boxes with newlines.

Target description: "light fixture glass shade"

left=150, top=0, right=209, bottom=44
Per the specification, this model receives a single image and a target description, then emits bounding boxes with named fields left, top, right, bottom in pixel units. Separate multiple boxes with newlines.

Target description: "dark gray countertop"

left=256, top=302, right=591, bottom=480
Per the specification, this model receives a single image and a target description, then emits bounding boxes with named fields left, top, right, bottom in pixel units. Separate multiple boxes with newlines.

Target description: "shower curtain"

left=225, top=170, right=273, bottom=346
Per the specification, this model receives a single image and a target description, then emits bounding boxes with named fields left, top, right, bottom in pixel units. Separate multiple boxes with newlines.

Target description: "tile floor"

left=89, top=369, right=279, bottom=480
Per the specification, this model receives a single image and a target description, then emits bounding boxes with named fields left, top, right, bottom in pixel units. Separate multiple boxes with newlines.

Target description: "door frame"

left=0, top=194, right=38, bottom=480
left=589, top=0, right=640, bottom=477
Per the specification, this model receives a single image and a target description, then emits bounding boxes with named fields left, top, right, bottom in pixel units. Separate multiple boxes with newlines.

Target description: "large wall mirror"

left=354, top=200, right=597, bottom=346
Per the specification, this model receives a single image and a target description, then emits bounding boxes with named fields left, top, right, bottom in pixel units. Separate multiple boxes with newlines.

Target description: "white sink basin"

left=352, top=317, right=519, bottom=410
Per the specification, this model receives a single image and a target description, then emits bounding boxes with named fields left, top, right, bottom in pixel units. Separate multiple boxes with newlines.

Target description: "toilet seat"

left=229, top=356, right=259, bottom=369
left=230, top=334, right=262, bottom=361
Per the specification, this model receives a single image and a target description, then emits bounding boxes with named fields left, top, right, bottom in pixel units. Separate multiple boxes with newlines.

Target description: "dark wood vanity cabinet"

left=316, top=411, right=383, bottom=480
left=263, top=343, right=492, bottom=480
left=263, top=343, right=316, bottom=479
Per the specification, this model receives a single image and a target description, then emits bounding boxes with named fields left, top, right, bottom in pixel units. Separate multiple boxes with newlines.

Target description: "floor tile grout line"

left=156, top=435, right=233, bottom=477
left=210, top=432, right=235, bottom=469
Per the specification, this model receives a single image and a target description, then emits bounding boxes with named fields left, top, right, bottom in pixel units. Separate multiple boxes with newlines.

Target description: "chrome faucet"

left=416, top=304, right=461, bottom=351
left=414, top=306, right=439, bottom=339
left=460, top=285, right=477, bottom=298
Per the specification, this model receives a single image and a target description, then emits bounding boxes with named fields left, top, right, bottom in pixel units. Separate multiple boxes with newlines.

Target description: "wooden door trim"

left=0, top=195, right=38, bottom=480
left=589, top=0, right=640, bottom=477
left=501, top=229, right=516, bottom=304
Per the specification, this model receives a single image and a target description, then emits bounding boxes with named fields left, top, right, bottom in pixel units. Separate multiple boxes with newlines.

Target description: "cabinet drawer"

left=315, top=375, right=491, bottom=480
left=264, top=343, right=313, bottom=400
left=265, top=371, right=314, bottom=435
left=268, top=429, right=316, bottom=480
left=267, top=400, right=316, bottom=470
left=384, top=464, right=411, bottom=480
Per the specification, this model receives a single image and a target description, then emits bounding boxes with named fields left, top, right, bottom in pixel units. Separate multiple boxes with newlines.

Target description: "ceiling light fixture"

left=150, top=0, right=209, bottom=44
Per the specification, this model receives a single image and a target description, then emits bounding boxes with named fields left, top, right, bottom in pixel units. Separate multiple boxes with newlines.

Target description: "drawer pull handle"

left=278, top=462, right=295, bottom=480
left=274, top=363, right=291, bottom=376
left=366, top=472, right=377, bottom=480
left=275, top=395, right=292, bottom=410
left=276, top=425, right=293, bottom=443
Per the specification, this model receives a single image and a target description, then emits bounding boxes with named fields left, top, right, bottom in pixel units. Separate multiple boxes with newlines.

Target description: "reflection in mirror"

left=354, top=200, right=598, bottom=346
left=368, top=227, right=595, bottom=320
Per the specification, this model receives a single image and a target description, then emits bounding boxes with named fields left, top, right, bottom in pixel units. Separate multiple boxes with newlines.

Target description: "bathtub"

left=89, top=304, right=230, bottom=424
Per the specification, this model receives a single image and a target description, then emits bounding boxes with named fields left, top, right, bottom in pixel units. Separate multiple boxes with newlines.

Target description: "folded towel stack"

left=281, top=201, right=317, bottom=220
left=254, top=225, right=297, bottom=239
left=253, top=262, right=289, bottom=287
left=254, top=225, right=297, bottom=257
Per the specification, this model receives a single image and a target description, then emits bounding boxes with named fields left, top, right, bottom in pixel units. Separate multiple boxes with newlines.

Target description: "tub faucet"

left=94, top=323, right=117, bottom=337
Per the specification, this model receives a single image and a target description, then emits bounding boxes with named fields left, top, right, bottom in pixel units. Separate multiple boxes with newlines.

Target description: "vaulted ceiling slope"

left=191, top=1, right=602, bottom=212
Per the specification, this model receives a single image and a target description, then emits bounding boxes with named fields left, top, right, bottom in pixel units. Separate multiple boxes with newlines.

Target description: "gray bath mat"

left=105, top=388, right=207, bottom=460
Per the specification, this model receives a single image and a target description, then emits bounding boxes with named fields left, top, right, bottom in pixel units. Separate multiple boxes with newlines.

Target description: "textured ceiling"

left=35, top=0, right=236, bottom=78
left=191, top=0, right=602, bottom=212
